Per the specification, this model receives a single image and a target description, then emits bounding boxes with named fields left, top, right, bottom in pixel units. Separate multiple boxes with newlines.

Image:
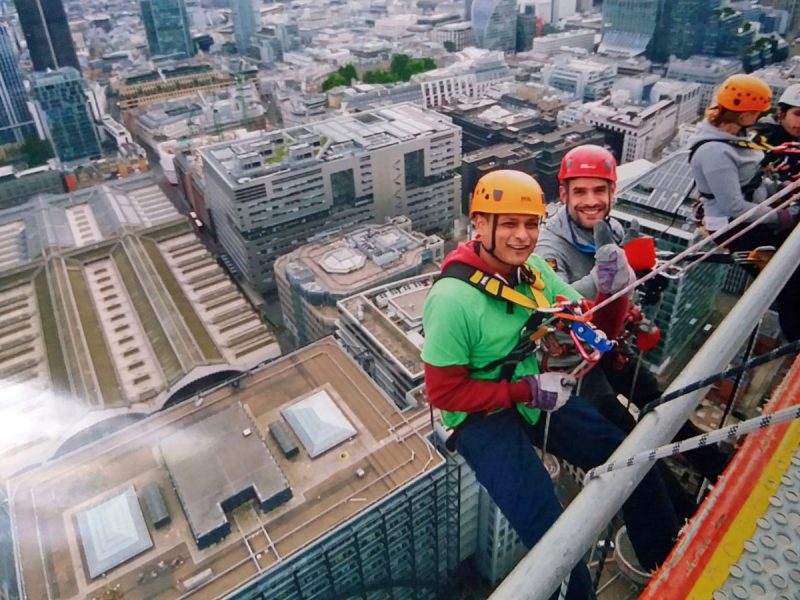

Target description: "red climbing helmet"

left=558, top=145, right=617, bottom=184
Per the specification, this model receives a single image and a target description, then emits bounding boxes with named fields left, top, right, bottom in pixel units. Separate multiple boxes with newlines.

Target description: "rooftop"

left=0, top=176, right=278, bottom=474
left=200, top=103, right=459, bottom=187
left=338, top=274, right=435, bottom=378
left=275, top=219, right=441, bottom=297
left=8, top=339, right=441, bottom=600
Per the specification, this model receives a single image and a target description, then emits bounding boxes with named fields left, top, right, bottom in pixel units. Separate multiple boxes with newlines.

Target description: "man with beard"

left=535, top=145, right=728, bottom=513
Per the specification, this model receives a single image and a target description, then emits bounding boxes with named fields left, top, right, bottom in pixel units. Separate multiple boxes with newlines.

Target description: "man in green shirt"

left=422, top=170, right=679, bottom=599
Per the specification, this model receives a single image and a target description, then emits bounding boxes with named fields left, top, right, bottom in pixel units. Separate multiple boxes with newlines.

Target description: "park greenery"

left=321, top=54, right=437, bottom=91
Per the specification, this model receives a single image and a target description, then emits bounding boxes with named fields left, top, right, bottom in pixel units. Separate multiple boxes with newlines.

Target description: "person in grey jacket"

left=689, top=74, right=799, bottom=341
left=536, top=145, right=728, bottom=513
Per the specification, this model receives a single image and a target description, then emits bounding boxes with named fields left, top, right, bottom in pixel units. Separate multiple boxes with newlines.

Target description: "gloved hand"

left=775, top=205, right=800, bottom=232
left=521, top=373, right=576, bottom=411
left=621, top=218, right=641, bottom=246
left=592, top=221, right=636, bottom=295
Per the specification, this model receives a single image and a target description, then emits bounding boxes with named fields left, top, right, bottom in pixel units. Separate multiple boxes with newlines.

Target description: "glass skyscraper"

left=650, top=0, right=724, bottom=63
left=599, top=0, right=661, bottom=57
left=471, top=0, right=517, bottom=52
left=13, top=0, right=80, bottom=72
left=31, top=67, right=100, bottom=164
left=0, top=23, right=36, bottom=145
left=231, top=0, right=258, bottom=54
left=140, top=0, right=196, bottom=60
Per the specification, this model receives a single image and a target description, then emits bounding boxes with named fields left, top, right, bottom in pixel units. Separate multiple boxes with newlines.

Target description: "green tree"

left=20, top=136, right=54, bottom=167
left=338, top=64, right=357, bottom=83
left=443, top=40, right=456, bottom=52
left=322, top=72, right=347, bottom=91
left=390, top=53, right=412, bottom=81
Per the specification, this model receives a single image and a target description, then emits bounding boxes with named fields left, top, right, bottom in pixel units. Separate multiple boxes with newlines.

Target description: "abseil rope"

left=585, top=402, right=800, bottom=483
left=639, top=338, right=800, bottom=417
left=587, top=180, right=800, bottom=317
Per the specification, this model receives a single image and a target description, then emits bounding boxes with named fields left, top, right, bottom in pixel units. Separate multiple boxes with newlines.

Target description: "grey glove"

left=621, top=218, right=641, bottom=246
left=591, top=221, right=636, bottom=295
left=521, top=373, right=576, bottom=412
left=775, top=205, right=800, bottom=232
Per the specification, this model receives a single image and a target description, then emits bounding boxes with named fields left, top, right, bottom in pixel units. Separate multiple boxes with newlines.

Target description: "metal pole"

left=489, top=222, right=800, bottom=600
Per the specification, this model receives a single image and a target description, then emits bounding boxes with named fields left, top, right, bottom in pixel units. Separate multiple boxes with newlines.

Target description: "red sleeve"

left=424, top=363, right=531, bottom=413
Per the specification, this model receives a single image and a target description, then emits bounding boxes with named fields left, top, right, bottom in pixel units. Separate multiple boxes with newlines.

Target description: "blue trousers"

left=455, top=397, right=680, bottom=600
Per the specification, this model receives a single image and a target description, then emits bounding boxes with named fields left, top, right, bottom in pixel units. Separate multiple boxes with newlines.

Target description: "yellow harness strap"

left=467, top=267, right=551, bottom=310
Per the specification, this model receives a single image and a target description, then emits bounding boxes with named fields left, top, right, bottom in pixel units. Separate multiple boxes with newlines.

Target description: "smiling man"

left=422, top=169, right=679, bottom=599
left=535, top=144, right=626, bottom=298
left=754, top=83, right=800, bottom=184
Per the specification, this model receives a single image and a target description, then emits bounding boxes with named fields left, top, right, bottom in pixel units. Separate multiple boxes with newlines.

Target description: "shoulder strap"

left=689, top=137, right=770, bottom=163
left=438, top=262, right=551, bottom=310
left=436, top=262, right=551, bottom=381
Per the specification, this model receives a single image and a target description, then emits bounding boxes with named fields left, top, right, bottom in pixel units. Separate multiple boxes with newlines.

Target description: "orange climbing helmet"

left=715, top=74, right=773, bottom=112
left=469, top=170, right=546, bottom=217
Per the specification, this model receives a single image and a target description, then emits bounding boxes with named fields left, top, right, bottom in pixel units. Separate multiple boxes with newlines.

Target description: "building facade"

left=13, top=0, right=80, bottom=72
left=540, top=55, right=618, bottom=102
left=0, top=24, right=36, bottom=146
left=140, top=0, right=196, bottom=60
left=30, top=67, right=101, bottom=164
left=666, top=56, right=744, bottom=113
left=560, top=98, right=678, bottom=163
left=532, top=29, right=596, bottom=55
left=231, top=0, right=258, bottom=54
left=471, top=0, right=517, bottom=52
left=599, top=0, right=661, bottom=57
left=275, top=218, right=442, bottom=348
left=415, top=49, right=513, bottom=108
left=200, top=104, right=461, bottom=293
left=612, top=150, right=726, bottom=374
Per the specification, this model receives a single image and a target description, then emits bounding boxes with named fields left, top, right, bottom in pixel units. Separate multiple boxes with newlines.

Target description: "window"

left=330, top=168, right=355, bottom=206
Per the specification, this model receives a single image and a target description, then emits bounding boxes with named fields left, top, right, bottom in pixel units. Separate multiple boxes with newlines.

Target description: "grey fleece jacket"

left=688, top=121, right=773, bottom=232
left=534, top=204, right=624, bottom=297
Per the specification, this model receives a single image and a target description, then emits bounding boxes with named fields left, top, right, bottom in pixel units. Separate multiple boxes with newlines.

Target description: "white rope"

left=584, top=403, right=800, bottom=483
left=588, top=180, right=800, bottom=316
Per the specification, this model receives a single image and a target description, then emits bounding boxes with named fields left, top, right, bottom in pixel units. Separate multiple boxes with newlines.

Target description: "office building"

left=599, top=0, right=661, bottom=57
left=435, top=21, right=475, bottom=52
left=13, top=0, right=80, bottom=72
left=471, top=0, right=517, bottom=51
left=116, top=64, right=236, bottom=110
left=461, top=144, right=537, bottom=212
left=327, top=82, right=424, bottom=113
left=516, top=5, right=537, bottom=53
left=231, top=0, right=258, bottom=54
left=8, top=338, right=462, bottom=599
left=415, top=49, right=514, bottom=108
left=275, top=218, right=442, bottom=347
left=612, top=151, right=725, bottom=374
left=30, top=67, right=101, bottom=164
left=559, top=97, right=678, bottom=163
left=200, top=103, right=461, bottom=293
left=666, top=55, right=743, bottom=113
left=612, top=76, right=702, bottom=127
left=540, top=55, right=618, bottom=102
left=0, top=24, right=36, bottom=145
left=0, top=174, right=279, bottom=475
left=140, top=0, right=196, bottom=60
left=649, top=0, right=723, bottom=63
left=440, top=97, right=556, bottom=154
left=0, top=164, right=64, bottom=209
left=520, top=123, right=605, bottom=200
left=532, top=29, right=596, bottom=55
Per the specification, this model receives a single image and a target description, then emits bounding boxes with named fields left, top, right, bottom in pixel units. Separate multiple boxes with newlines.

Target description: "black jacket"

left=753, top=117, right=799, bottom=183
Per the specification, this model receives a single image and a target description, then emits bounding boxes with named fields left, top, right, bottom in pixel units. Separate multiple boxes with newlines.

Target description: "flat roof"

left=338, top=274, right=434, bottom=378
left=76, top=486, right=153, bottom=578
left=275, top=221, right=439, bottom=297
left=160, top=403, right=291, bottom=546
left=0, top=178, right=278, bottom=474
left=8, top=339, right=441, bottom=600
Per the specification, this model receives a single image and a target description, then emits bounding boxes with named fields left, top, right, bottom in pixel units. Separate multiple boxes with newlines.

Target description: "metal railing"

left=490, top=221, right=800, bottom=600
